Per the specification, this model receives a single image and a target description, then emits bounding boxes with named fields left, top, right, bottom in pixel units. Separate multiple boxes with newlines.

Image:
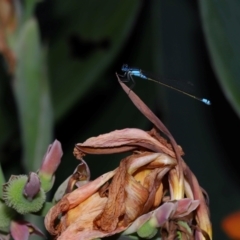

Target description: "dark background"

left=1, top=0, right=240, bottom=239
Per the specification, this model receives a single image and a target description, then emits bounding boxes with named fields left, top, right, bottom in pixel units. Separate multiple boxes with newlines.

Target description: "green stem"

left=33, top=202, right=54, bottom=217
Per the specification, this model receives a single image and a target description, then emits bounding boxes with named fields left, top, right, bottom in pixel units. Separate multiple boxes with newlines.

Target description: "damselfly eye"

left=121, top=64, right=128, bottom=71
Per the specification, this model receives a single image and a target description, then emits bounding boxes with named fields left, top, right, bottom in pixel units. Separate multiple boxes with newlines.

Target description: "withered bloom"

left=44, top=79, right=212, bottom=240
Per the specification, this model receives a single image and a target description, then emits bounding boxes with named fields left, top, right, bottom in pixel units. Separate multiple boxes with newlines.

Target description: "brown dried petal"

left=94, top=152, right=176, bottom=232
left=57, top=226, right=126, bottom=240
left=74, top=128, right=177, bottom=159
left=65, top=160, right=91, bottom=194
left=169, top=168, right=184, bottom=200
left=118, top=78, right=211, bottom=239
left=127, top=152, right=176, bottom=174
left=181, top=161, right=212, bottom=239
left=94, top=158, right=128, bottom=232
left=44, top=170, right=116, bottom=235
left=46, top=152, right=177, bottom=239
left=123, top=173, right=149, bottom=224
left=65, top=192, right=108, bottom=230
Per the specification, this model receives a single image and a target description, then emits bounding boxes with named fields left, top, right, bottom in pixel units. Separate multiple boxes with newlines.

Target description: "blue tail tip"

left=202, top=98, right=211, bottom=105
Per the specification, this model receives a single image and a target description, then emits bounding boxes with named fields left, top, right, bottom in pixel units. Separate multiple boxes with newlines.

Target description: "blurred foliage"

left=1, top=0, right=240, bottom=239
left=13, top=18, right=53, bottom=171
left=47, top=0, right=143, bottom=120
left=199, top=0, right=240, bottom=117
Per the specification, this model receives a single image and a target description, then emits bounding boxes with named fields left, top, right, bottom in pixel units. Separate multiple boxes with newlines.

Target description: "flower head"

left=44, top=79, right=212, bottom=240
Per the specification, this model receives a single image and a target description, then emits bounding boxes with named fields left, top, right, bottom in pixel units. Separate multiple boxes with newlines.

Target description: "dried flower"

left=53, top=160, right=91, bottom=203
left=44, top=79, right=212, bottom=240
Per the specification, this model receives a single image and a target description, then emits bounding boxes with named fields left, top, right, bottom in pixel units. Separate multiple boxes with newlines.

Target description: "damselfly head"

left=121, top=64, right=129, bottom=72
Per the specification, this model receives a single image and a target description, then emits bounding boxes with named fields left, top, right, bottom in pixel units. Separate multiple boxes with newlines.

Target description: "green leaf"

left=34, top=202, right=53, bottom=217
left=12, top=18, right=53, bottom=171
left=199, top=0, right=240, bottom=116
left=49, top=0, right=142, bottom=120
